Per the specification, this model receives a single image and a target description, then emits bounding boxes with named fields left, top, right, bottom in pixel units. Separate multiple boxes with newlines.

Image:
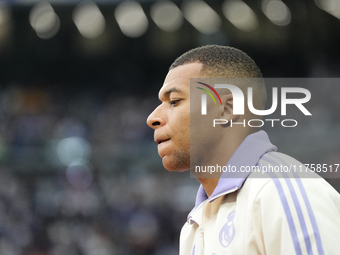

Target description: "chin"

left=162, top=153, right=190, bottom=172
left=164, top=165, right=190, bottom=172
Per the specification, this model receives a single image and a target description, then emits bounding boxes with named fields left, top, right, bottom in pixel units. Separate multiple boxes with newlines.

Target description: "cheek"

left=168, top=123, right=189, bottom=148
left=178, top=113, right=190, bottom=135
left=169, top=107, right=190, bottom=127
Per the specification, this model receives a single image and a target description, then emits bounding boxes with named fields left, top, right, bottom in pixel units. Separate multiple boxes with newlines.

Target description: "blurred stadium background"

left=0, top=0, right=339, bottom=254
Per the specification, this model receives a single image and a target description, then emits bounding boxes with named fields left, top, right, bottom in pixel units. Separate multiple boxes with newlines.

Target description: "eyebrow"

left=160, top=87, right=183, bottom=99
left=165, top=87, right=182, bottom=95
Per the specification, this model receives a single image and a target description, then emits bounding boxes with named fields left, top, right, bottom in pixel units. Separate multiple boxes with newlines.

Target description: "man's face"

left=147, top=63, right=202, bottom=172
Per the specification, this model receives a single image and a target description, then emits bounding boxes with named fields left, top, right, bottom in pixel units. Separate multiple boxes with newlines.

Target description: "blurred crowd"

left=0, top=83, right=200, bottom=255
left=0, top=81, right=339, bottom=255
left=0, top=168, right=199, bottom=255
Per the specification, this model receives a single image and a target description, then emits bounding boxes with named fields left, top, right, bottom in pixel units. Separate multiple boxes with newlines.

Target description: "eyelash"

left=170, top=100, right=180, bottom=106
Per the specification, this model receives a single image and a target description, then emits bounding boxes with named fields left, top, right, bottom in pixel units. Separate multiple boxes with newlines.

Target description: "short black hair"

left=170, top=45, right=263, bottom=78
left=170, top=45, right=267, bottom=113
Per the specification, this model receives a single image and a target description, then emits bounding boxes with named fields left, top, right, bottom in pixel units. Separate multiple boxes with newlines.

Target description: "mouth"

left=156, top=138, right=170, bottom=145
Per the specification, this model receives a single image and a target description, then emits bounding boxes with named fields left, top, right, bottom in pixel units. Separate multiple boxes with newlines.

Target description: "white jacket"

left=180, top=131, right=340, bottom=255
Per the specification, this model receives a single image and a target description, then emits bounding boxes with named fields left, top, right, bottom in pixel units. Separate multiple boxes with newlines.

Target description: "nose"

left=147, top=105, right=165, bottom=129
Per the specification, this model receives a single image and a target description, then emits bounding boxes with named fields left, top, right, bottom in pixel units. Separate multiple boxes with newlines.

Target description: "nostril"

left=152, top=121, right=161, bottom=126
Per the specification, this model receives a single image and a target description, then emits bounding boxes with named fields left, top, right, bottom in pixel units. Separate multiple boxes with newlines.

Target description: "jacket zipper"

left=199, top=227, right=204, bottom=255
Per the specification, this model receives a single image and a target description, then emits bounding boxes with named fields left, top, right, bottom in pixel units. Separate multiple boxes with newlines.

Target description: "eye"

left=169, top=100, right=180, bottom=106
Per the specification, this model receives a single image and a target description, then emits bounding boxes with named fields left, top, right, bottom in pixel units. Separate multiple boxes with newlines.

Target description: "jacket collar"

left=187, top=130, right=277, bottom=223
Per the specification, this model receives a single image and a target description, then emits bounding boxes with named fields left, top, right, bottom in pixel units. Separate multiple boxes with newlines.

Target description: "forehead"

left=159, top=62, right=203, bottom=98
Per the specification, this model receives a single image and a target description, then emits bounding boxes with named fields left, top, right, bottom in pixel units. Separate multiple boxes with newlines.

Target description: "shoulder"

left=237, top=148, right=340, bottom=215
left=235, top=151, right=340, bottom=254
left=243, top=151, right=340, bottom=234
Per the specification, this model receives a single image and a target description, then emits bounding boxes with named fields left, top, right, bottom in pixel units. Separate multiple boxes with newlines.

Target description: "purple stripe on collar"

left=188, top=130, right=276, bottom=223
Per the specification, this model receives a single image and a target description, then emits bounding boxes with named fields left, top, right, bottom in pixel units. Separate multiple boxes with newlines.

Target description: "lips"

left=156, top=138, right=170, bottom=145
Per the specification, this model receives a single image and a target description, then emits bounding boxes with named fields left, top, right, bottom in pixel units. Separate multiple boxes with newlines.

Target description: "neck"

left=193, top=128, right=252, bottom=197
left=196, top=177, right=220, bottom=197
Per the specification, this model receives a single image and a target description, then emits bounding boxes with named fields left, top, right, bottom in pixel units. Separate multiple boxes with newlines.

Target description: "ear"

left=220, top=93, right=238, bottom=121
